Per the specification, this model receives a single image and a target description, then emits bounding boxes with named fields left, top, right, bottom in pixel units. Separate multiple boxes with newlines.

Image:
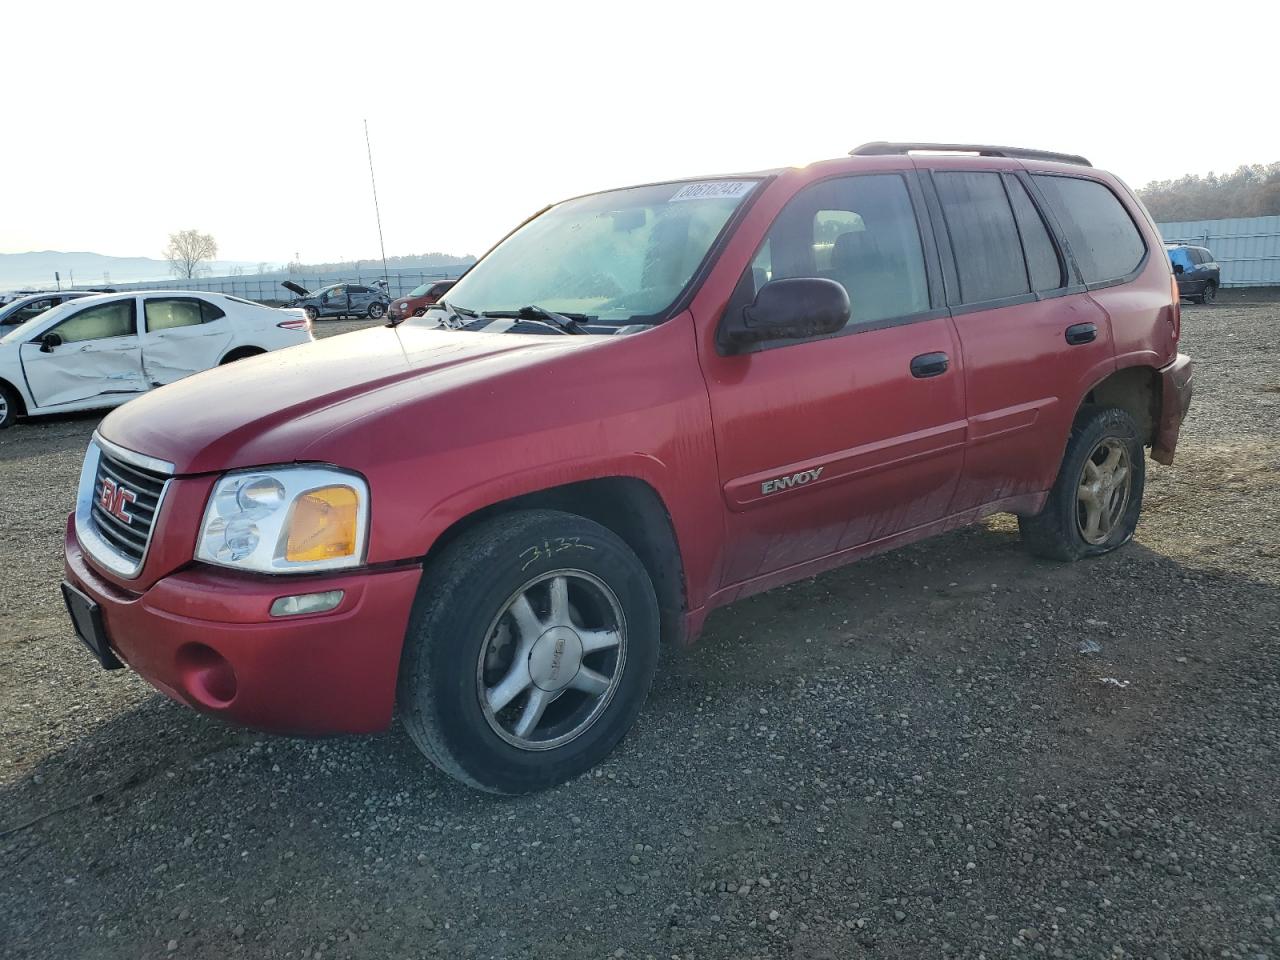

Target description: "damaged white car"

left=0, top=291, right=312, bottom=428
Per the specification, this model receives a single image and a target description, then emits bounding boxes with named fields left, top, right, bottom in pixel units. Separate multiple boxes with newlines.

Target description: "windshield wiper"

left=481, top=305, right=589, bottom=335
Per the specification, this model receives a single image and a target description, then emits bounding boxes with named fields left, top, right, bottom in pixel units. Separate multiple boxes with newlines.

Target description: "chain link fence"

left=105, top=265, right=472, bottom=304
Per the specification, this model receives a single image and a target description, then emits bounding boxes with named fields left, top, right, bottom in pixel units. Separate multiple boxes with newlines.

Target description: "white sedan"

left=0, top=291, right=313, bottom=428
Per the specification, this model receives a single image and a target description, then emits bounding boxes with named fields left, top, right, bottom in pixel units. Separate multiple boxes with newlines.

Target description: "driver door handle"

left=910, top=352, right=949, bottom=378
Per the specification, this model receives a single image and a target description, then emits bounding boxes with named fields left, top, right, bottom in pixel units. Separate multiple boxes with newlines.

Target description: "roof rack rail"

left=849, top=141, right=1092, bottom=167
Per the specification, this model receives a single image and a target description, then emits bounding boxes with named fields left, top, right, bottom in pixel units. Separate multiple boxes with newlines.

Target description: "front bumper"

left=64, top=517, right=422, bottom=734
left=1151, top=353, right=1193, bottom=465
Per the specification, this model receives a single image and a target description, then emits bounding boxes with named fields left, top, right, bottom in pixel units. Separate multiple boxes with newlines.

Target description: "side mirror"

left=39, top=332, right=63, bottom=353
left=722, top=277, right=850, bottom=350
left=1172, top=264, right=1184, bottom=275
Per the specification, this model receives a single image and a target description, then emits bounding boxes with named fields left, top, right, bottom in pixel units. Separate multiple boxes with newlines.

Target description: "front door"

left=19, top=298, right=146, bottom=407
left=321, top=285, right=348, bottom=317
left=140, top=296, right=234, bottom=385
left=698, top=172, right=967, bottom=588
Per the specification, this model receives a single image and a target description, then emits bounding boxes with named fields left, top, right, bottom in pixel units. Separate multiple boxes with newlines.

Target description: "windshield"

left=0, top=299, right=78, bottom=344
left=433, top=179, right=759, bottom=325
left=407, top=282, right=438, bottom=298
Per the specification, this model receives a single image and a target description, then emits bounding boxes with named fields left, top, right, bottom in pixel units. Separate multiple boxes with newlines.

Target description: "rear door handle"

left=910, top=352, right=949, bottom=378
left=1065, top=322, right=1097, bottom=345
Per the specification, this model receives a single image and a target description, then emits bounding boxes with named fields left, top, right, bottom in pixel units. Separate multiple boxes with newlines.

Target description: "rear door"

left=19, top=298, right=146, bottom=407
left=140, top=295, right=234, bottom=385
left=699, top=171, right=967, bottom=586
left=923, top=165, right=1114, bottom=511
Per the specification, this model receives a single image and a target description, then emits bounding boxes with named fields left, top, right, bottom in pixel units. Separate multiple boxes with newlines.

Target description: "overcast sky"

left=4, top=0, right=1276, bottom=264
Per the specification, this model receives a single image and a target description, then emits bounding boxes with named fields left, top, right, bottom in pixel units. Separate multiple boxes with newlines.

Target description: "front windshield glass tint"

left=407, top=282, right=435, bottom=298
left=439, top=179, right=759, bottom=323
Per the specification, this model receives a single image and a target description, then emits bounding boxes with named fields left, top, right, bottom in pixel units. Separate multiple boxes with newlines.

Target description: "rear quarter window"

left=1032, top=175, right=1146, bottom=285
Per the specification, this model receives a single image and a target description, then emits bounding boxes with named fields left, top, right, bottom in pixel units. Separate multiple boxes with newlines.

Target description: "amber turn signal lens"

left=284, top=486, right=360, bottom=562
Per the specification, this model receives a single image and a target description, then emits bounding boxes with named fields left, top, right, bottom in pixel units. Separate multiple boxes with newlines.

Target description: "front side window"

left=9, top=298, right=56, bottom=325
left=747, top=174, right=929, bottom=328
left=1032, top=175, right=1146, bottom=284
left=51, top=300, right=136, bottom=343
left=145, top=298, right=205, bottom=332
left=934, top=171, right=1030, bottom=304
left=1168, top=247, right=1193, bottom=271
left=436, top=179, right=759, bottom=324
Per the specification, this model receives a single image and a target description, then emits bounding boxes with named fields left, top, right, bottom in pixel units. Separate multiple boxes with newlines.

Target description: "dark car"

left=281, top=280, right=391, bottom=320
left=388, top=279, right=456, bottom=322
left=1166, top=244, right=1220, bottom=304
left=0, top=291, right=99, bottom=329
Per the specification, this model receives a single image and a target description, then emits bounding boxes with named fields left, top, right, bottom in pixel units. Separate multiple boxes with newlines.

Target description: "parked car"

left=281, top=280, right=391, bottom=320
left=0, top=291, right=312, bottom=428
left=1166, top=244, right=1220, bottom=303
left=0, top=291, right=100, bottom=329
left=388, top=279, right=456, bottom=322
left=62, top=142, right=1192, bottom=794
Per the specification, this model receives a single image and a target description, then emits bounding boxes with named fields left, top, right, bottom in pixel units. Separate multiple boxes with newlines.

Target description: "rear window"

left=1032, top=175, right=1146, bottom=284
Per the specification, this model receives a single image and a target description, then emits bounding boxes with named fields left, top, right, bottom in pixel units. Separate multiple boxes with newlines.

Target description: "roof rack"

left=849, top=141, right=1092, bottom=167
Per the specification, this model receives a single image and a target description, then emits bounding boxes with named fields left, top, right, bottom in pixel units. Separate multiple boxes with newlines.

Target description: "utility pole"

left=364, top=119, right=391, bottom=289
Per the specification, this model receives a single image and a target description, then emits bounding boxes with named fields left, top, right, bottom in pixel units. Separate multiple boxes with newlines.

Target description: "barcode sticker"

left=668, top=180, right=757, bottom=202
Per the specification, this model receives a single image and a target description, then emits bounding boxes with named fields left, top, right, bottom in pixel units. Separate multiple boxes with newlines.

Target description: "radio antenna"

left=364, top=119, right=390, bottom=289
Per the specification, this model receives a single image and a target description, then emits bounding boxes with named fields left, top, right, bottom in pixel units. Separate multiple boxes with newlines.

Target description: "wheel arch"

left=1080, top=364, right=1160, bottom=446
left=0, top=375, right=29, bottom=416
left=220, top=345, right=265, bottom=365
left=421, top=476, right=690, bottom=649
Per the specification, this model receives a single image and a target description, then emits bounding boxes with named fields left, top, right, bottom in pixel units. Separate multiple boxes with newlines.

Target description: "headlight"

left=196, top=466, right=369, bottom=573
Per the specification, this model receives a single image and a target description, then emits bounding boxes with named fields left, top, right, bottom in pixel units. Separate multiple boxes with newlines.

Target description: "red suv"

left=387, top=279, right=456, bottom=322
left=62, top=142, right=1192, bottom=794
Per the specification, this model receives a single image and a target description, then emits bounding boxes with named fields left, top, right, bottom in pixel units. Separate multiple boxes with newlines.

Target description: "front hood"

left=99, top=325, right=589, bottom=474
left=280, top=280, right=311, bottom=298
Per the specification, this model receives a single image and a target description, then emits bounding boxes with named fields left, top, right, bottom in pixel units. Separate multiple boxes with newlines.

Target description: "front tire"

left=398, top=509, right=660, bottom=794
left=303, top=306, right=319, bottom=322
left=1018, top=406, right=1145, bottom=561
left=0, top=382, right=19, bottom=429
left=367, top=302, right=386, bottom=319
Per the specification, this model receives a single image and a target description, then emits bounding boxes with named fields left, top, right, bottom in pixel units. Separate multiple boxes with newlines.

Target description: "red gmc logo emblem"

left=98, top=477, right=137, bottom=525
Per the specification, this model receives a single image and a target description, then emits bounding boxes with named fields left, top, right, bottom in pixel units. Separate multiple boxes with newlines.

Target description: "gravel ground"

left=2, top=298, right=1278, bottom=959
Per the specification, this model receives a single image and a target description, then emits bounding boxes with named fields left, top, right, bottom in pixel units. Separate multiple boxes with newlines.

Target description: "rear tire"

left=1018, top=406, right=1145, bottom=561
left=1199, top=281, right=1217, bottom=304
left=398, top=509, right=660, bottom=794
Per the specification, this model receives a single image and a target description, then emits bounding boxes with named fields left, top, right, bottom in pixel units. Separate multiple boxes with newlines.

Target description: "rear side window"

left=934, top=171, right=1029, bottom=303
left=1032, top=175, right=1146, bottom=284
left=749, top=173, right=930, bottom=329
left=146, top=298, right=205, bottom=331
left=1005, top=176, right=1063, bottom=292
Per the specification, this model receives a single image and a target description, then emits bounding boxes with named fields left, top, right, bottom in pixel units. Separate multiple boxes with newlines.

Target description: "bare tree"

left=163, top=229, right=218, bottom=279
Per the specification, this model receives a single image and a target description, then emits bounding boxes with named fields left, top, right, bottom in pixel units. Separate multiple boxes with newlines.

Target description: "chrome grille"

left=75, top=434, right=175, bottom=579
left=90, top=454, right=166, bottom=564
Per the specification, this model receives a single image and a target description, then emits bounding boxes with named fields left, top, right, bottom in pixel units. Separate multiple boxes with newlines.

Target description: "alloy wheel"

left=1076, top=437, right=1132, bottom=545
left=476, top=570, right=627, bottom=751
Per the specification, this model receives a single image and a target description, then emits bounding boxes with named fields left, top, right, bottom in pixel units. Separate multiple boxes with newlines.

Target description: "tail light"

left=278, top=317, right=312, bottom=333
left=1169, top=274, right=1181, bottom=342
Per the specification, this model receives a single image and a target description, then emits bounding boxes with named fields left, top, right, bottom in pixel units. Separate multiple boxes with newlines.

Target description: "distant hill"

left=0, top=251, right=264, bottom=289
left=0, top=250, right=474, bottom=289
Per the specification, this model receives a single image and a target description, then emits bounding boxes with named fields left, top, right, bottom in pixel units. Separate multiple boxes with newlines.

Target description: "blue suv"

left=1166, top=244, right=1220, bottom=304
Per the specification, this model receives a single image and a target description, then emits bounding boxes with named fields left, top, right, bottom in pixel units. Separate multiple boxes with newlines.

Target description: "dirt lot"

left=2, top=296, right=1278, bottom=960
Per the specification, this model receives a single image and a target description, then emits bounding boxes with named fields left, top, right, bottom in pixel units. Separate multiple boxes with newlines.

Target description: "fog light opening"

left=270, top=590, right=345, bottom=618
left=175, top=643, right=237, bottom=709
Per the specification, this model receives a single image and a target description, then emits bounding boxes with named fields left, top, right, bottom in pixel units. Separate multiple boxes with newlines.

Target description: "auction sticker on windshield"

left=668, top=180, right=756, bottom=202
